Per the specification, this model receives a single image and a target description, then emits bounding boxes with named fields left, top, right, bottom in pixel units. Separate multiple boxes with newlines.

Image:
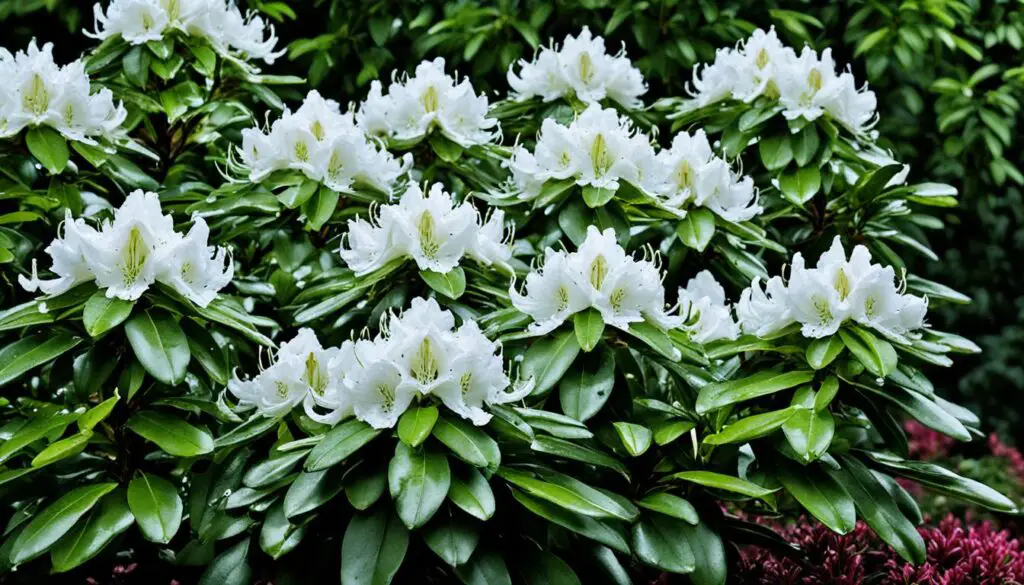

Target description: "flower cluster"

left=736, top=236, right=927, bottom=340
left=686, top=28, right=878, bottom=136
left=20, top=190, right=232, bottom=306
left=339, top=182, right=512, bottom=275
left=0, top=41, right=126, bottom=144
left=677, top=271, right=740, bottom=344
left=357, top=58, right=498, bottom=147
left=507, top=106, right=762, bottom=222
left=229, top=298, right=531, bottom=428
left=88, top=0, right=283, bottom=64
left=511, top=226, right=682, bottom=336
left=507, top=27, right=646, bottom=109
left=507, top=104, right=663, bottom=200
left=655, top=129, right=761, bottom=222
left=239, top=91, right=411, bottom=195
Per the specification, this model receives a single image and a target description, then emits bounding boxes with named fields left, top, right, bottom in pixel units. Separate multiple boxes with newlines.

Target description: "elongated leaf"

left=125, top=310, right=190, bottom=386
left=522, top=330, right=580, bottom=395
left=864, top=451, right=1017, bottom=513
left=128, top=472, right=182, bottom=544
left=499, top=468, right=637, bottom=521
left=676, top=208, right=716, bottom=252
left=199, top=539, right=251, bottom=585
left=31, top=431, right=91, bottom=468
left=50, top=489, right=134, bottom=573
left=398, top=406, right=439, bottom=448
left=83, top=292, right=134, bottom=337
left=423, top=516, right=479, bottom=566
left=388, top=443, right=451, bottom=529
left=782, top=407, right=835, bottom=462
left=573, top=308, right=605, bottom=352
left=305, top=419, right=381, bottom=471
left=806, top=336, right=844, bottom=370
left=828, top=456, right=925, bottom=563
left=346, top=462, right=388, bottom=511
left=776, top=461, right=856, bottom=534
left=511, top=489, right=630, bottom=554
left=697, top=370, right=815, bottom=413
left=0, top=332, right=82, bottom=387
left=11, top=483, right=117, bottom=564
left=558, top=347, right=615, bottom=422
left=839, top=327, right=897, bottom=378
left=704, top=407, right=797, bottom=445
left=244, top=450, right=308, bottom=489
left=455, top=548, right=511, bottom=585
left=448, top=468, right=495, bottom=521
left=260, top=502, right=306, bottom=559
left=341, top=508, right=409, bottom=585
left=635, top=493, right=698, bottom=524
left=678, top=519, right=727, bottom=585
left=612, top=422, right=652, bottom=456
left=668, top=471, right=777, bottom=502
left=432, top=416, right=500, bottom=469
left=0, top=411, right=81, bottom=465
left=632, top=514, right=696, bottom=574
left=530, top=436, right=628, bottom=478
left=125, top=410, right=213, bottom=457
left=420, top=268, right=467, bottom=300
left=285, top=466, right=346, bottom=518
left=26, top=126, right=69, bottom=174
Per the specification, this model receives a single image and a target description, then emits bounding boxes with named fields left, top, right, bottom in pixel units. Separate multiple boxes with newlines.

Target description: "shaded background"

left=5, top=0, right=1021, bottom=440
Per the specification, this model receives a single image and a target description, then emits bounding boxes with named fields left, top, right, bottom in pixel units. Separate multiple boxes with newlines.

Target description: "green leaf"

left=521, top=552, right=582, bottom=585
left=558, top=347, right=614, bottom=422
left=342, top=508, right=409, bottom=585
left=582, top=185, right=615, bottom=207
left=624, top=320, right=680, bottom=360
left=346, top=462, right=388, bottom=511
left=511, top=489, right=630, bottom=553
left=243, top=450, right=307, bottom=489
left=828, top=456, right=925, bottom=563
left=612, top=422, right=652, bottom=456
left=776, top=461, right=856, bottom=534
left=521, top=330, right=580, bottom=395
left=530, top=435, right=628, bottom=478
left=635, top=493, right=698, bottom=524
left=632, top=514, right=696, bottom=574
left=429, top=133, right=464, bottom=162
left=448, top=468, right=496, bottom=521
left=573, top=308, right=605, bottom=352
left=125, top=410, right=214, bottom=457
left=388, top=443, right=451, bottom=529
left=303, top=185, right=339, bottom=230
left=181, top=319, right=229, bottom=385
left=696, top=370, right=815, bottom=413
left=284, top=466, right=346, bottom=518
left=305, top=419, right=381, bottom=471
left=782, top=407, right=835, bottom=462
left=806, top=336, right=844, bottom=369
left=676, top=208, right=716, bottom=252
left=0, top=411, right=81, bottom=465
left=668, top=471, right=777, bottom=502
left=199, top=539, right=251, bottom=585
left=423, top=516, right=479, bottom=566
left=758, top=135, right=793, bottom=171
left=26, top=126, right=69, bottom=174
left=704, top=407, right=797, bottom=445
left=864, top=451, right=1017, bottom=513
left=83, top=292, right=134, bottom=337
left=398, top=406, right=439, bottom=447
left=499, top=468, right=638, bottom=521
left=10, top=483, right=117, bottom=564
left=677, top=519, right=728, bottom=585
left=420, top=267, right=466, bottom=300
left=127, top=472, right=182, bottom=544
left=0, top=332, right=82, bottom=387
left=50, top=489, right=134, bottom=573
left=778, top=166, right=821, bottom=204
left=455, top=548, right=511, bottom=585
left=260, top=502, right=306, bottom=559
left=78, top=391, right=120, bottom=432
left=791, top=125, right=820, bottom=166
left=839, top=327, right=897, bottom=378
left=214, top=415, right=280, bottom=449
left=31, top=431, right=92, bottom=467
left=815, top=376, right=839, bottom=411
left=125, top=309, right=191, bottom=386
left=514, top=407, right=592, bottom=439
left=432, top=415, right=500, bottom=469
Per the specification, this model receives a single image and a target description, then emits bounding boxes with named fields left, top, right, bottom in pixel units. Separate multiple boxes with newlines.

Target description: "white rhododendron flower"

left=238, top=90, right=411, bottom=194
left=685, top=28, right=878, bottom=136
left=87, top=0, right=284, bottom=64
left=356, top=58, right=499, bottom=147
left=511, top=226, right=683, bottom=336
left=339, top=183, right=513, bottom=275
left=678, top=271, right=740, bottom=344
left=736, top=236, right=928, bottom=340
left=229, top=299, right=531, bottom=427
left=0, top=41, right=126, bottom=143
left=507, top=27, right=647, bottom=108
left=655, top=129, right=762, bottom=222
left=20, top=190, right=232, bottom=306
left=508, top=104, right=657, bottom=199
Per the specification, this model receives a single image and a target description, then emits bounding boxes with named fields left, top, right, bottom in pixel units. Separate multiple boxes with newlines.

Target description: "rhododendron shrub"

left=0, top=10, right=1013, bottom=585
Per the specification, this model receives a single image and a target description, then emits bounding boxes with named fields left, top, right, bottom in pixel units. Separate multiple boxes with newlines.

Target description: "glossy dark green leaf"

left=50, top=489, right=134, bottom=573
left=0, top=332, right=82, bottom=388
left=389, top=443, right=451, bottom=529
left=341, top=508, right=409, bottom=585
left=864, top=451, right=1017, bottom=513
left=198, top=539, right=251, bottom=585
left=678, top=519, right=727, bottom=585
left=676, top=208, right=716, bottom=252
left=632, top=514, right=696, bottom=574
left=448, top=468, right=495, bottom=521
left=696, top=370, right=815, bottom=413
left=422, top=515, right=479, bottom=566
left=83, top=292, right=134, bottom=337
left=558, top=347, right=614, bottom=422
left=510, top=489, right=630, bottom=553
left=125, top=309, right=191, bottom=386
left=776, top=461, right=856, bottom=534
left=433, top=415, right=500, bottom=469
left=125, top=410, right=214, bottom=457
left=10, top=483, right=117, bottom=564
left=285, top=466, right=346, bottom=518
left=612, top=422, right=652, bottom=456
left=26, top=126, right=69, bottom=174
left=455, top=548, right=511, bottom=585
left=305, top=419, right=381, bottom=471
left=573, top=308, right=605, bottom=352
left=398, top=406, right=439, bottom=448
left=420, top=268, right=467, bottom=300
left=260, top=501, right=306, bottom=559
left=704, top=407, right=797, bottom=445
left=522, top=330, right=580, bottom=395
left=805, top=335, right=844, bottom=370
left=127, top=472, right=182, bottom=544
left=244, top=450, right=308, bottom=488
